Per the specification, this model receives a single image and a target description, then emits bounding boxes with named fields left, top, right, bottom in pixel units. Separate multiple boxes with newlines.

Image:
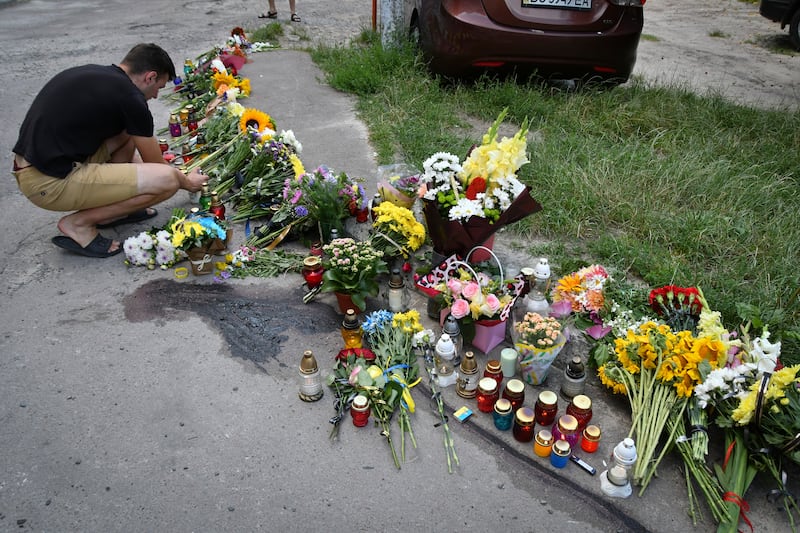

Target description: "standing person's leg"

left=259, top=0, right=278, bottom=18
left=290, top=0, right=300, bottom=21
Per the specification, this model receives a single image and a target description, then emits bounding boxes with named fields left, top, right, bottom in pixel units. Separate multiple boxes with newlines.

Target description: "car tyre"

left=790, top=8, right=800, bottom=51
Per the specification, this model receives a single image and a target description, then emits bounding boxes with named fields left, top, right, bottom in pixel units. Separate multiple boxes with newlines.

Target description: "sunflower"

left=239, top=108, right=274, bottom=133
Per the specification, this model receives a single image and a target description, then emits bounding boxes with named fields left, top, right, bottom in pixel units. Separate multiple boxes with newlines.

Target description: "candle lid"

left=486, top=360, right=501, bottom=373
left=494, top=398, right=512, bottom=414
left=584, top=425, right=601, bottom=439
left=558, top=414, right=578, bottom=432
left=478, top=377, right=498, bottom=393
left=536, top=429, right=554, bottom=445
left=538, top=390, right=557, bottom=406
left=572, top=394, right=592, bottom=410
left=506, top=379, right=525, bottom=394
left=303, top=256, right=321, bottom=268
left=608, top=465, right=629, bottom=486
left=553, top=439, right=571, bottom=455
left=515, top=407, right=534, bottom=424
left=299, top=350, right=318, bottom=373
left=352, top=394, right=369, bottom=409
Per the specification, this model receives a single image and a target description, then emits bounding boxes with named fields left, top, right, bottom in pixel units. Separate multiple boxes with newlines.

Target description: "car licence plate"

left=521, top=0, right=592, bottom=10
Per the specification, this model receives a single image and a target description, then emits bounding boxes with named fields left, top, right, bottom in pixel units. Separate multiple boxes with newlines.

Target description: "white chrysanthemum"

left=279, top=130, right=303, bottom=153
left=123, top=236, right=141, bottom=257
left=448, top=198, right=485, bottom=221
left=136, top=232, right=154, bottom=250
left=155, top=230, right=172, bottom=247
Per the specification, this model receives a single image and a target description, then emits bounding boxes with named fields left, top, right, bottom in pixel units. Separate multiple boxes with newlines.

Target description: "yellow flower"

left=235, top=77, right=251, bottom=97
left=598, top=364, right=627, bottom=395
left=392, top=310, right=422, bottom=334
left=239, top=108, right=273, bottom=133
left=212, top=72, right=236, bottom=90
left=289, top=153, right=305, bottom=178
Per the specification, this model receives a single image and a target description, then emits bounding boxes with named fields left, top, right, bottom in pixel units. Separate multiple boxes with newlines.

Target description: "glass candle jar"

left=493, top=399, right=514, bottom=431
left=502, top=378, right=526, bottom=412
left=581, top=424, right=602, bottom=453
left=483, top=360, right=503, bottom=388
left=566, top=394, right=593, bottom=432
left=534, top=390, right=558, bottom=426
left=476, top=378, right=499, bottom=413
left=512, top=407, right=536, bottom=443
left=550, top=439, right=571, bottom=468
left=341, top=309, right=363, bottom=349
left=552, top=414, right=580, bottom=448
left=534, top=429, right=555, bottom=458
left=302, top=256, right=324, bottom=289
left=350, top=394, right=370, bottom=427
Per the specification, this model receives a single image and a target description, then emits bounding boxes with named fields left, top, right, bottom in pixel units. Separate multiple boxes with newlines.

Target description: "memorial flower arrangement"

left=514, top=312, right=563, bottom=349
left=326, top=310, right=422, bottom=468
left=123, top=229, right=180, bottom=268
left=321, top=238, right=389, bottom=311
left=168, top=209, right=227, bottom=251
left=369, top=202, right=426, bottom=259
left=419, top=108, right=542, bottom=257
left=437, top=265, right=515, bottom=322
left=596, top=287, right=733, bottom=494
left=377, top=169, right=421, bottom=209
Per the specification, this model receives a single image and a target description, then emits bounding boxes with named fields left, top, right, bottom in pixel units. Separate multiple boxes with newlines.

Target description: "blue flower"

left=294, top=205, right=309, bottom=217
left=362, top=309, right=394, bottom=335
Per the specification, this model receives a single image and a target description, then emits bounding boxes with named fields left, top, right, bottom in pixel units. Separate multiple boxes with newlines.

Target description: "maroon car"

left=406, top=0, right=645, bottom=84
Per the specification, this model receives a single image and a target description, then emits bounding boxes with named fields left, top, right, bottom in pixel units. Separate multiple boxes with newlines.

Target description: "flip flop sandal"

left=96, top=208, right=158, bottom=229
left=259, top=11, right=278, bottom=18
left=291, top=14, right=301, bottom=22
left=52, top=234, right=122, bottom=258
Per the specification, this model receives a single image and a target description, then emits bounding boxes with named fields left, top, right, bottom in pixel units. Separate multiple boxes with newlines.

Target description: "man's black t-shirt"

left=13, top=64, right=153, bottom=179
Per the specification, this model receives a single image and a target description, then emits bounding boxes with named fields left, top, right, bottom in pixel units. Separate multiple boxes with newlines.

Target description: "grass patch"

left=640, top=34, right=660, bottom=42
left=250, top=23, right=284, bottom=43
left=311, top=33, right=800, bottom=362
left=709, top=30, right=729, bottom=38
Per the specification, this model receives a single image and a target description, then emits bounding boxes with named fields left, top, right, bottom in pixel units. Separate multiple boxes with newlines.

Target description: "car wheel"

left=790, top=9, right=800, bottom=51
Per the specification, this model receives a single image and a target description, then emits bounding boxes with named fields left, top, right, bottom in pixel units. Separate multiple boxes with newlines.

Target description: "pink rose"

left=461, top=281, right=480, bottom=300
left=450, top=298, right=470, bottom=319
left=446, top=278, right=463, bottom=296
left=485, top=293, right=501, bottom=313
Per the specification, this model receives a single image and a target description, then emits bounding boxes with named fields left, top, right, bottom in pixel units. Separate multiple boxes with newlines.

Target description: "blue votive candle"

left=493, top=399, right=514, bottom=431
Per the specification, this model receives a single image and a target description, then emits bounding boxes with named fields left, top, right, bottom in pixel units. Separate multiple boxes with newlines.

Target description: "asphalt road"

left=0, top=1, right=796, bottom=532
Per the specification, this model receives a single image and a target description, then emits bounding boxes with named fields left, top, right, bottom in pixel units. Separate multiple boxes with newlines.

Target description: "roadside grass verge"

left=310, top=32, right=800, bottom=361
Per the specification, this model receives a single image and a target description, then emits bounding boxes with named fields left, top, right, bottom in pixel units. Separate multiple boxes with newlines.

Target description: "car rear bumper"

left=420, top=4, right=643, bottom=79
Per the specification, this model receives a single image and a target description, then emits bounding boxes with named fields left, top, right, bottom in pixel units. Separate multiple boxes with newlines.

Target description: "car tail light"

left=608, top=0, right=645, bottom=5
left=472, top=61, right=506, bottom=68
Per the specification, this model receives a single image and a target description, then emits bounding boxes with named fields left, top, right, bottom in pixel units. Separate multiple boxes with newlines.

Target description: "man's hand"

left=182, top=168, right=207, bottom=193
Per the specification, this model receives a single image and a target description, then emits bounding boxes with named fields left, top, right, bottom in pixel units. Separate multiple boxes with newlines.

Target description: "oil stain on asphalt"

left=123, top=279, right=340, bottom=370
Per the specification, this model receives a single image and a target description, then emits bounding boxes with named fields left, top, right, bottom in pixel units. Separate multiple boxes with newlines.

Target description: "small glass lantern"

left=386, top=268, right=410, bottom=312
left=526, top=257, right=551, bottom=315
left=442, top=314, right=463, bottom=366
left=298, top=350, right=323, bottom=402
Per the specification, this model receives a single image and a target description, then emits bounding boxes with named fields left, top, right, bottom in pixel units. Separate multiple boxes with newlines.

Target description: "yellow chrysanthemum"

left=239, top=108, right=274, bottom=134
left=289, top=153, right=305, bottom=178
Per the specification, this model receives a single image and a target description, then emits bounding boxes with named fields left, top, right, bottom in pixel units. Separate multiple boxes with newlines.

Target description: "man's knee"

left=137, top=164, right=181, bottom=196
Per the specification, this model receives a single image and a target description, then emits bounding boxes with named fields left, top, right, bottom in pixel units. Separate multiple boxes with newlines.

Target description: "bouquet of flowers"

left=596, top=287, right=733, bottom=494
left=376, top=164, right=421, bottom=209
left=168, top=209, right=227, bottom=252
left=123, top=229, right=181, bottom=269
left=515, top=312, right=563, bottom=349
left=418, top=108, right=542, bottom=257
left=369, top=202, right=426, bottom=259
left=551, top=264, right=612, bottom=338
left=321, top=238, right=389, bottom=311
left=514, top=311, right=567, bottom=385
left=326, top=310, right=422, bottom=469
left=247, top=166, right=365, bottom=248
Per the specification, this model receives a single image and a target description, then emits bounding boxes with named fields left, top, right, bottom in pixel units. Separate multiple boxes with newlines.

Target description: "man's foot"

left=291, top=13, right=301, bottom=22
left=57, top=216, right=121, bottom=255
left=52, top=234, right=122, bottom=258
left=259, top=11, right=278, bottom=18
left=96, top=208, right=158, bottom=229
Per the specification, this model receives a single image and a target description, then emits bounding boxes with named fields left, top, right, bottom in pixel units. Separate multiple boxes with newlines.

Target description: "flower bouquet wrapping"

left=416, top=253, right=524, bottom=353
left=514, top=312, right=566, bottom=385
left=418, top=109, right=542, bottom=259
left=326, top=310, right=422, bottom=469
left=168, top=209, right=228, bottom=275
left=376, top=163, right=420, bottom=209
left=550, top=264, right=613, bottom=340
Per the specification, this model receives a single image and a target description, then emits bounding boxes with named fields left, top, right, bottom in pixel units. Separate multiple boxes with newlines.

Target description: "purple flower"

left=294, top=206, right=309, bottom=217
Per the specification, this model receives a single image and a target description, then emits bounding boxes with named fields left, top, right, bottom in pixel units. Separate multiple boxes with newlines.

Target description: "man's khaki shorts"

left=13, top=145, right=138, bottom=212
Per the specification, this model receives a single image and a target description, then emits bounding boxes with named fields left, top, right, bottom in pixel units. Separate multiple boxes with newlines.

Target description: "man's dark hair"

left=121, top=43, right=176, bottom=80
